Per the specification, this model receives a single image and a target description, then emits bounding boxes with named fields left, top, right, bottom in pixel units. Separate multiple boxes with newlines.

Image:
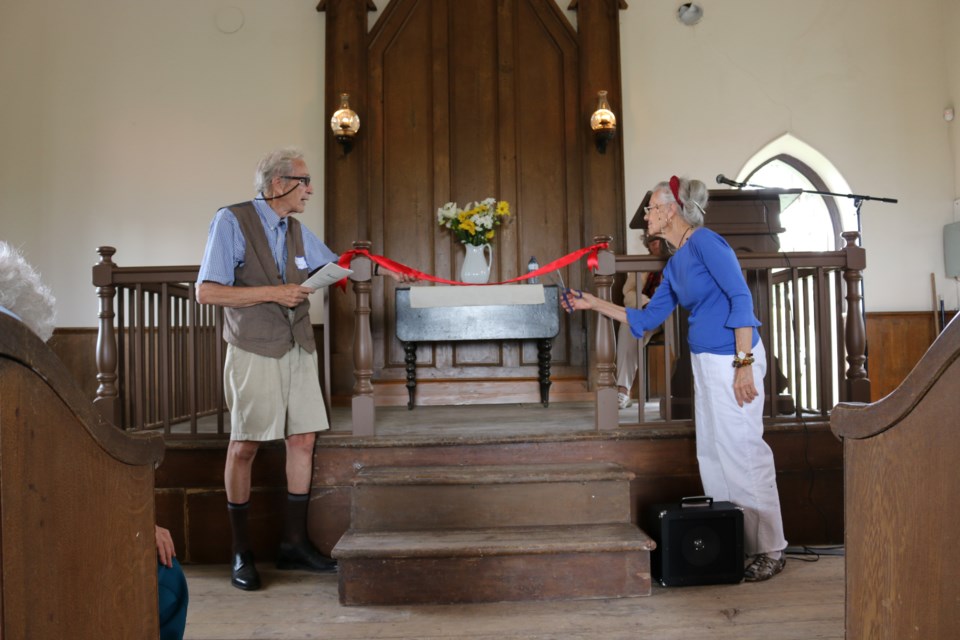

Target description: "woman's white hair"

left=654, top=177, right=709, bottom=228
left=0, top=241, right=56, bottom=341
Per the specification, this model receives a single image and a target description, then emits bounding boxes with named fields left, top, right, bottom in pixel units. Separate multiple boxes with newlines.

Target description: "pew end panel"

left=831, top=315, right=960, bottom=639
left=0, top=313, right=165, bottom=639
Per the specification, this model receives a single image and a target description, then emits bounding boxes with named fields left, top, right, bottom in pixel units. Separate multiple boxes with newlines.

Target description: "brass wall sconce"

left=590, top=90, right=617, bottom=154
left=330, top=92, right=360, bottom=154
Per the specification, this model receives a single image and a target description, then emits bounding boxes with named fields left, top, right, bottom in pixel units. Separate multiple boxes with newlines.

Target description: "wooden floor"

left=182, top=552, right=844, bottom=640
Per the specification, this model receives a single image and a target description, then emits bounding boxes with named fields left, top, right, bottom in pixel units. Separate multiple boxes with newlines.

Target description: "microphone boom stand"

left=725, top=177, right=898, bottom=244
left=720, top=176, right=898, bottom=378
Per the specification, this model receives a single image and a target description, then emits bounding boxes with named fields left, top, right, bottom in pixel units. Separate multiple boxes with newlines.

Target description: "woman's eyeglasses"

left=644, top=203, right=668, bottom=215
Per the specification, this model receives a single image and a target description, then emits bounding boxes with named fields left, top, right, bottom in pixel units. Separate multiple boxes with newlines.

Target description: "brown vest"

left=221, top=202, right=316, bottom=358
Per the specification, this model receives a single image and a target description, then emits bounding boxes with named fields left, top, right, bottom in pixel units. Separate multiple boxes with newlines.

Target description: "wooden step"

left=333, top=523, right=655, bottom=605
left=350, top=462, right=635, bottom=531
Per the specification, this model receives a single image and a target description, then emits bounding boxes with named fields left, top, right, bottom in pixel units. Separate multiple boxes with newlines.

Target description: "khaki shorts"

left=224, top=344, right=330, bottom=441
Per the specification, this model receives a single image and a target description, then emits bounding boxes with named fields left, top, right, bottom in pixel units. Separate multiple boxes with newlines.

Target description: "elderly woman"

left=561, top=176, right=787, bottom=582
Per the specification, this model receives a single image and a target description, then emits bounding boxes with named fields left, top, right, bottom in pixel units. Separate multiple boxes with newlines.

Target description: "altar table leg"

left=537, top=338, right=553, bottom=407
left=403, top=341, right=417, bottom=410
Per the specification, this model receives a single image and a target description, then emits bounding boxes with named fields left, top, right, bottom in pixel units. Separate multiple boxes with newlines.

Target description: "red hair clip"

left=669, top=175, right=684, bottom=209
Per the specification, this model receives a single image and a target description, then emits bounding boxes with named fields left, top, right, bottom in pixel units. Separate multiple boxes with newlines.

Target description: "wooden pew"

left=0, top=313, right=165, bottom=638
left=831, top=315, right=960, bottom=639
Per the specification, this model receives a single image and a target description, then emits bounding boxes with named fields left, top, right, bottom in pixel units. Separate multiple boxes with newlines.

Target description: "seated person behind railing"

left=196, top=147, right=415, bottom=592
left=617, top=234, right=672, bottom=410
left=560, top=176, right=787, bottom=582
left=0, top=241, right=189, bottom=639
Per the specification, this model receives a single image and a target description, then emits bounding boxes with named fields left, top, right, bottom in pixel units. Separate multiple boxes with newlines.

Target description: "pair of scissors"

left=551, top=271, right=582, bottom=314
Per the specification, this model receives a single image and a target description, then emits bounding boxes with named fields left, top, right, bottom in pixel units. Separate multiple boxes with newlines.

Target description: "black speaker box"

left=642, top=496, right=744, bottom=587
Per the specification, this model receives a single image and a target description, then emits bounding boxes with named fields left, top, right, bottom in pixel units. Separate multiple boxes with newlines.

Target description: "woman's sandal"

left=743, top=554, right=786, bottom=582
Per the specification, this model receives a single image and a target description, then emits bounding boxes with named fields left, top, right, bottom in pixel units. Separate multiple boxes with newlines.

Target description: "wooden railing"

left=346, top=232, right=869, bottom=433
left=93, top=247, right=227, bottom=436
left=94, top=232, right=869, bottom=437
left=604, top=231, right=869, bottom=428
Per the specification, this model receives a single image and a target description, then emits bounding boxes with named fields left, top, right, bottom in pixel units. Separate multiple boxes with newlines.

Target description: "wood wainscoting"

left=48, top=328, right=98, bottom=401
left=865, top=311, right=955, bottom=402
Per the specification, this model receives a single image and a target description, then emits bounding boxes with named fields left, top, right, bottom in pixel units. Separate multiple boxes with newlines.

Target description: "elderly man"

left=197, top=148, right=410, bottom=591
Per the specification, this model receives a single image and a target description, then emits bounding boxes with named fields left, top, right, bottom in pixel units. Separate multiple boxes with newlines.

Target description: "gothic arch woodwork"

left=321, top=0, right=625, bottom=403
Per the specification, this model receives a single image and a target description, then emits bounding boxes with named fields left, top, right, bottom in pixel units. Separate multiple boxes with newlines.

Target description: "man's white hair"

left=0, top=241, right=56, bottom=341
left=254, top=147, right=304, bottom=195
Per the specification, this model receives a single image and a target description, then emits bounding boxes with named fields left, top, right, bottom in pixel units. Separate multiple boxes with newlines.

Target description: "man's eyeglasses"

left=282, top=175, right=312, bottom=187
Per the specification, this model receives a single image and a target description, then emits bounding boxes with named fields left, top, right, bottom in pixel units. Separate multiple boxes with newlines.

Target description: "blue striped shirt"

left=197, top=197, right=339, bottom=286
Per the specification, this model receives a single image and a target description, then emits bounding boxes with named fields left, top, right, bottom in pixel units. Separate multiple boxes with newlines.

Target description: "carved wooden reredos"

left=320, top=0, right=626, bottom=401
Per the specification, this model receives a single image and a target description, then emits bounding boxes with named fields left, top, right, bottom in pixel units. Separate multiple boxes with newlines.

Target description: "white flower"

left=437, top=202, right=459, bottom=226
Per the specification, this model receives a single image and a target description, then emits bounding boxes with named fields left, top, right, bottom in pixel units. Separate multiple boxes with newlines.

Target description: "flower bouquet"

left=436, top=198, right=511, bottom=246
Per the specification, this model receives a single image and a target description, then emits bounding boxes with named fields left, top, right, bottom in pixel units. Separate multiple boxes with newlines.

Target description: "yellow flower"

left=496, top=201, right=510, bottom=217
left=485, top=229, right=495, bottom=240
left=460, top=218, right=477, bottom=235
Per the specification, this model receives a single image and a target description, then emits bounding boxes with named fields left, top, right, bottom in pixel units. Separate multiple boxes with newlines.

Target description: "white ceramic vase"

left=461, top=243, right=492, bottom=284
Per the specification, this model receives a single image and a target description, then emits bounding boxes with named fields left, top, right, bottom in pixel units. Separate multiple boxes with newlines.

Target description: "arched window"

left=743, top=154, right=843, bottom=251
left=737, top=133, right=859, bottom=251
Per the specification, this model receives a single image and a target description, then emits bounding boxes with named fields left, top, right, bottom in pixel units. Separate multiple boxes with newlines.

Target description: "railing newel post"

left=93, top=246, right=121, bottom=427
left=350, top=241, right=375, bottom=436
left=593, top=235, right=617, bottom=430
left=841, top=231, right=870, bottom=402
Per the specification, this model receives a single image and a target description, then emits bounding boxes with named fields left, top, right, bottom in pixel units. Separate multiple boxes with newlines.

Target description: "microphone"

left=716, top=174, right=743, bottom=188
left=256, top=183, right=301, bottom=201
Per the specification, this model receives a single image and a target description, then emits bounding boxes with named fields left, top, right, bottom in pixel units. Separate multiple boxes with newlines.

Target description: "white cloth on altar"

left=409, top=284, right=545, bottom=308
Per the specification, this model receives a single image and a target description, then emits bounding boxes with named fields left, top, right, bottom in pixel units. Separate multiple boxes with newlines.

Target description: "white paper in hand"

left=302, top=262, right=353, bottom=291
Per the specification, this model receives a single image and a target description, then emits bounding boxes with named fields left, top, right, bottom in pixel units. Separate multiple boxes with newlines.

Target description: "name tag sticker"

left=295, top=256, right=308, bottom=270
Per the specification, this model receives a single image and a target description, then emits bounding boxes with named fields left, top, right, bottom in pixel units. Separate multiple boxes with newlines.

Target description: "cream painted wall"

left=947, top=0, right=960, bottom=200
left=621, top=0, right=957, bottom=313
left=0, top=0, right=326, bottom=326
left=0, top=0, right=957, bottom=327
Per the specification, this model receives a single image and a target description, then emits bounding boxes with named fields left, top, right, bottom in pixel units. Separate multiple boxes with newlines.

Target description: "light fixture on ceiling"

left=589, top=90, right=617, bottom=154
left=330, top=92, right=360, bottom=154
left=677, top=3, right=703, bottom=26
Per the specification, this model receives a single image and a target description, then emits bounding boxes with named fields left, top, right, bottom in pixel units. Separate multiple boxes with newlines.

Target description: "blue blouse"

left=625, top=227, right=760, bottom=355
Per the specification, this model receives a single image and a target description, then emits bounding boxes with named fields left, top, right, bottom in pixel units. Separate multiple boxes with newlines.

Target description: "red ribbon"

left=334, top=242, right=609, bottom=291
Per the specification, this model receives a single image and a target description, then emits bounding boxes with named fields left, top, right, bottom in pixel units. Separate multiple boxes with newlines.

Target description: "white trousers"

left=690, top=341, right=787, bottom=557
left=616, top=322, right=640, bottom=391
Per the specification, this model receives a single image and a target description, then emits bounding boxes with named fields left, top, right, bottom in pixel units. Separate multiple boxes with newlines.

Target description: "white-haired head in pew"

left=0, top=240, right=57, bottom=342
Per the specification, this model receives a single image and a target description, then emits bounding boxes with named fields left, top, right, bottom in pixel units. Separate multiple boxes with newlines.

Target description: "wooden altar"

left=395, top=285, right=561, bottom=408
